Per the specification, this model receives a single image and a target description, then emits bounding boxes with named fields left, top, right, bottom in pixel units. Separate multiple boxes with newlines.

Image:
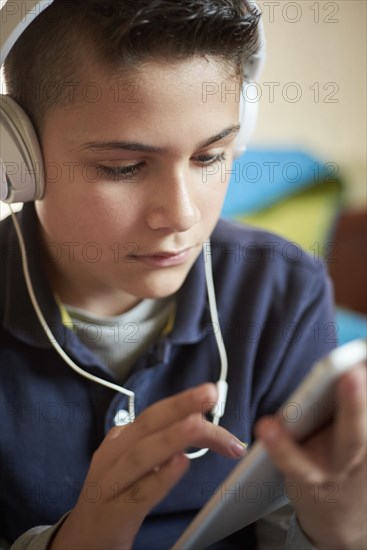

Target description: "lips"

left=130, top=247, right=195, bottom=268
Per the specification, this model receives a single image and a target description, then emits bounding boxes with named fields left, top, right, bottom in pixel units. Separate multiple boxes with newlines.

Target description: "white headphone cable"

left=187, top=241, right=229, bottom=459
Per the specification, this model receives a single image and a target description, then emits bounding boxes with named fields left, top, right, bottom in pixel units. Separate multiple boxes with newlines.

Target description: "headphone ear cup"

left=233, top=83, right=259, bottom=158
left=0, top=94, right=44, bottom=203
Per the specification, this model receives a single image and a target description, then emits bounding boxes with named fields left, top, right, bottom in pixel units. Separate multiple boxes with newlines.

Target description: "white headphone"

left=0, top=0, right=266, bottom=204
left=0, top=0, right=265, bottom=459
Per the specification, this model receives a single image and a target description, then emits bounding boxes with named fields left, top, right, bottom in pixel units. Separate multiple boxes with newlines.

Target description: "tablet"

left=172, top=339, right=367, bottom=550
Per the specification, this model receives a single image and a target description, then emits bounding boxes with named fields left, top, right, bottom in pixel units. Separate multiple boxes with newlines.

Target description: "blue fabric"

left=0, top=205, right=336, bottom=548
left=221, top=148, right=339, bottom=217
left=336, top=308, right=367, bottom=345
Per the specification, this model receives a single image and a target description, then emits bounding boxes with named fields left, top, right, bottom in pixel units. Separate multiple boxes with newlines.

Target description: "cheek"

left=41, top=163, right=142, bottom=221
left=36, top=182, right=142, bottom=251
left=200, top=167, right=231, bottom=215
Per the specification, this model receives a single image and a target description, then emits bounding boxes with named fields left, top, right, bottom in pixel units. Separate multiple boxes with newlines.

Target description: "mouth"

left=129, top=246, right=196, bottom=268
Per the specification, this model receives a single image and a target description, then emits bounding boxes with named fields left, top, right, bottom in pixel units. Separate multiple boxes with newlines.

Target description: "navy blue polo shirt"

left=0, top=204, right=336, bottom=548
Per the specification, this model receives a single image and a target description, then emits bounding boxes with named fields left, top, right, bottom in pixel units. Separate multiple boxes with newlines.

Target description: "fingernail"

left=231, top=440, right=247, bottom=458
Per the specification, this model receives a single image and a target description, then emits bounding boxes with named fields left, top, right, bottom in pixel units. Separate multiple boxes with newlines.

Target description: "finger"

left=101, top=383, right=218, bottom=455
left=118, top=453, right=189, bottom=517
left=105, top=454, right=189, bottom=543
left=333, top=364, right=367, bottom=469
left=105, top=425, right=127, bottom=440
left=255, top=416, right=325, bottom=486
left=105, top=412, right=246, bottom=488
left=135, top=382, right=218, bottom=433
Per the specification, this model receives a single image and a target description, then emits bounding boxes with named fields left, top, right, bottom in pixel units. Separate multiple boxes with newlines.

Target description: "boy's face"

left=36, top=57, right=241, bottom=314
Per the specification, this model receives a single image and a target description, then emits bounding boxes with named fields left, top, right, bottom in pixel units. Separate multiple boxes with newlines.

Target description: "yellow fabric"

left=54, top=294, right=74, bottom=328
left=235, top=179, right=341, bottom=254
left=162, top=305, right=176, bottom=336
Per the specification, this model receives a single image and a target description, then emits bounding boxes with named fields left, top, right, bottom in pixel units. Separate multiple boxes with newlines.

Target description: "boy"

left=0, top=1, right=366, bottom=548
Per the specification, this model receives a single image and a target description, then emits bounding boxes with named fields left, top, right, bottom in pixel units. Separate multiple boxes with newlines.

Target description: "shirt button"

left=114, top=409, right=132, bottom=426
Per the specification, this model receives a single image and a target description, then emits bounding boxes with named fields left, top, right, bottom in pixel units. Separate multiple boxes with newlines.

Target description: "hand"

left=256, top=364, right=367, bottom=550
left=50, top=383, right=246, bottom=550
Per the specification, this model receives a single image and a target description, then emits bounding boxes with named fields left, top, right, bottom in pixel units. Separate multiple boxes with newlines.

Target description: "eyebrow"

left=77, top=124, right=241, bottom=154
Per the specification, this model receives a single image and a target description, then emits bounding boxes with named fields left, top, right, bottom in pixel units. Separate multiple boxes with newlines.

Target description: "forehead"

left=57, top=53, right=239, bottom=107
left=42, top=56, right=241, bottom=149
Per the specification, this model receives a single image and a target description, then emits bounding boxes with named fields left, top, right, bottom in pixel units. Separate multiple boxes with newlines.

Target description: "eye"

left=96, top=162, right=144, bottom=181
left=195, top=152, right=226, bottom=165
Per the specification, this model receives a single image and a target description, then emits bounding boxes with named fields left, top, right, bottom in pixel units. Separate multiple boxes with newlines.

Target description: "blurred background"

left=1, top=0, right=366, bottom=342
left=254, top=0, right=366, bottom=208
left=221, top=0, right=367, bottom=343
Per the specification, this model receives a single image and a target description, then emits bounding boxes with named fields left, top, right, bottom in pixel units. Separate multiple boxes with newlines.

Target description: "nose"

left=146, top=168, right=201, bottom=232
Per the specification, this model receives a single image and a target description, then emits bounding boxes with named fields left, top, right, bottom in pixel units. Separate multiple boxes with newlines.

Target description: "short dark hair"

left=4, top=0, right=260, bottom=134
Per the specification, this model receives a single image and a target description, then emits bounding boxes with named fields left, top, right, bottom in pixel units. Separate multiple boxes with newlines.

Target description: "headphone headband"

left=1, top=1, right=266, bottom=74
left=0, top=1, right=52, bottom=66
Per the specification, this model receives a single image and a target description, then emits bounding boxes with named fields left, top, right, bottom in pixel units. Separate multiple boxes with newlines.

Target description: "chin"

left=127, top=269, right=190, bottom=300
